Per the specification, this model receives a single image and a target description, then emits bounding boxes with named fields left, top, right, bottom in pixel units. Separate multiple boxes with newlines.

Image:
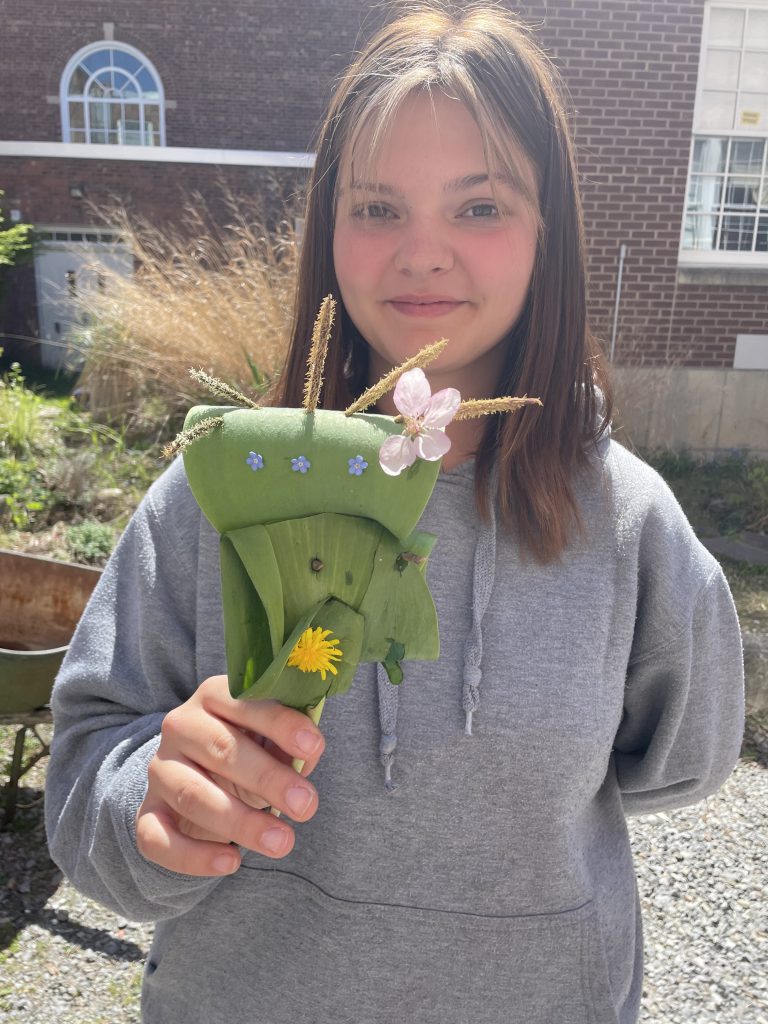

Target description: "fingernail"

left=296, top=729, right=321, bottom=755
left=261, top=827, right=289, bottom=853
left=212, top=854, right=239, bottom=874
left=285, top=785, right=313, bottom=817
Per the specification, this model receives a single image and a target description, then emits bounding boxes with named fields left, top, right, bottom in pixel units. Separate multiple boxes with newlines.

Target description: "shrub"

left=65, top=521, right=114, bottom=565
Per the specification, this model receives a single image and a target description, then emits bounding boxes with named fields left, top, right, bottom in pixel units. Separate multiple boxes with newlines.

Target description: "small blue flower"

left=291, top=455, right=311, bottom=474
left=246, top=451, right=264, bottom=471
left=348, top=455, right=368, bottom=476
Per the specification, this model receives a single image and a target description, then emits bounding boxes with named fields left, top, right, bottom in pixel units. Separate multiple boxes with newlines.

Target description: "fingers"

left=136, top=801, right=244, bottom=877
left=159, top=704, right=320, bottom=821
left=138, top=756, right=298, bottom=872
left=136, top=677, right=327, bottom=877
left=196, top=681, right=326, bottom=774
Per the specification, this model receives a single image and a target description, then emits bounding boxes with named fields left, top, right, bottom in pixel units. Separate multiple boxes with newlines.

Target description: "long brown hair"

left=276, top=3, right=613, bottom=562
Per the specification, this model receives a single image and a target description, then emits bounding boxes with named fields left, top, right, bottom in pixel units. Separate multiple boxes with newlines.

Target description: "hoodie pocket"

left=143, top=867, right=620, bottom=1024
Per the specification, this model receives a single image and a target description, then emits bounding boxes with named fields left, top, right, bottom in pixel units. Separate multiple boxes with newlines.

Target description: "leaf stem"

left=269, top=696, right=326, bottom=818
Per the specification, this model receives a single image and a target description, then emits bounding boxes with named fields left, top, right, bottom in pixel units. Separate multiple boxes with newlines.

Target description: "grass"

left=68, top=188, right=297, bottom=432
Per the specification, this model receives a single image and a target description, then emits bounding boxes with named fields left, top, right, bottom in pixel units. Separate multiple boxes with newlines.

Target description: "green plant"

left=0, top=360, right=57, bottom=457
left=0, top=457, right=54, bottom=529
left=0, top=191, right=33, bottom=273
left=65, top=521, right=115, bottom=565
left=646, top=449, right=768, bottom=536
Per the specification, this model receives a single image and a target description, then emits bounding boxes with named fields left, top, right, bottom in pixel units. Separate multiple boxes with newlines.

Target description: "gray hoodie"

left=45, top=440, right=744, bottom=1024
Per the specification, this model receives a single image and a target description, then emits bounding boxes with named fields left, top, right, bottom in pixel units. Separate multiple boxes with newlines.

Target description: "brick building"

left=1, top=0, right=767, bottom=447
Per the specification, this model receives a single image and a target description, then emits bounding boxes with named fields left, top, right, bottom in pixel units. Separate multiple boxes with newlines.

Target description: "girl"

left=45, top=6, right=744, bottom=1024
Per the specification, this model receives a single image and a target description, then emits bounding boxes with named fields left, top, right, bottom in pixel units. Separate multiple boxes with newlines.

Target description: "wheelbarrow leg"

left=2, top=725, right=28, bottom=828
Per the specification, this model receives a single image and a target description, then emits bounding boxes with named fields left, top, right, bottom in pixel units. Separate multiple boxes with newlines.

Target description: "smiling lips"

left=387, top=295, right=466, bottom=318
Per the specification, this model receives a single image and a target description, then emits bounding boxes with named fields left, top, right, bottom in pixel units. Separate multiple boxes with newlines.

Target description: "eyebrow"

left=340, top=172, right=530, bottom=200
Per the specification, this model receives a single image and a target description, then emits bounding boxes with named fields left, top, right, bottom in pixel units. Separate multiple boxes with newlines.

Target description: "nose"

left=393, top=218, right=454, bottom=276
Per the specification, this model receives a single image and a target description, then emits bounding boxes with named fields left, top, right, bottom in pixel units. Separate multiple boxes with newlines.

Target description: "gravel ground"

left=0, top=744, right=766, bottom=1023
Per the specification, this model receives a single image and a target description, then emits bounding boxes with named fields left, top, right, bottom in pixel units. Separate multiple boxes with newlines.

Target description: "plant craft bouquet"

left=165, top=297, right=540, bottom=768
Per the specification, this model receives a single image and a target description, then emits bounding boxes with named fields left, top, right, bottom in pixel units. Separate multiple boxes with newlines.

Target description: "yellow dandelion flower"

left=286, top=627, right=343, bottom=681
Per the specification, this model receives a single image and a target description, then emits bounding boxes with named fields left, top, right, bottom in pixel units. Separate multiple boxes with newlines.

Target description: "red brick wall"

left=2, top=0, right=766, bottom=366
left=1, top=0, right=385, bottom=151
left=517, top=0, right=767, bottom=366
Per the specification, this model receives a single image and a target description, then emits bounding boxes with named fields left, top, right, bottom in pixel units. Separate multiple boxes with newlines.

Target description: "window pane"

left=703, top=48, right=740, bottom=90
left=68, top=101, right=85, bottom=131
left=70, top=129, right=86, bottom=144
left=683, top=214, right=717, bottom=250
left=137, top=67, right=159, bottom=98
left=89, top=102, right=107, bottom=128
left=746, top=10, right=768, bottom=48
left=709, top=7, right=745, bottom=47
left=693, top=137, right=728, bottom=172
left=742, top=51, right=768, bottom=92
left=719, top=214, right=756, bottom=250
left=724, top=177, right=760, bottom=209
left=113, top=49, right=142, bottom=74
left=730, top=139, right=765, bottom=173
left=88, top=74, right=111, bottom=98
left=698, top=90, right=736, bottom=129
left=113, top=70, right=131, bottom=94
left=687, top=175, right=723, bottom=213
left=120, top=74, right=141, bottom=99
left=68, top=65, right=89, bottom=95
left=757, top=217, right=768, bottom=251
left=81, top=49, right=109, bottom=74
left=738, top=93, right=768, bottom=129
left=107, top=103, right=121, bottom=131
left=144, top=105, right=160, bottom=134
left=88, top=102, right=109, bottom=143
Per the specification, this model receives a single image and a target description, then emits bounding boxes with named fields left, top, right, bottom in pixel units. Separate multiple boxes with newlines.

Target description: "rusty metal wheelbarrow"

left=0, top=549, right=102, bottom=826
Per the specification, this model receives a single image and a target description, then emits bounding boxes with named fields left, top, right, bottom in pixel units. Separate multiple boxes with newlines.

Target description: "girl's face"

left=333, top=91, right=540, bottom=403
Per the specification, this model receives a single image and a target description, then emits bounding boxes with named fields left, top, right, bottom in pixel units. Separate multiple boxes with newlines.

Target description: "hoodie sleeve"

left=612, top=474, right=745, bottom=816
left=45, top=459, right=224, bottom=921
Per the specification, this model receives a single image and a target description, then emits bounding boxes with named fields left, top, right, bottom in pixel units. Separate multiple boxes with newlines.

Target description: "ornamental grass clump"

left=69, top=187, right=299, bottom=437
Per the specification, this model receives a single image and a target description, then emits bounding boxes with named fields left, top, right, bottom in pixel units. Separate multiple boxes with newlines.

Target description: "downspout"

left=609, top=243, right=627, bottom=363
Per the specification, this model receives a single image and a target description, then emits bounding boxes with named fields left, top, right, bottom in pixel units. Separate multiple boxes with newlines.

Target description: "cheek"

left=469, top=231, right=536, bottom=302
left=333, top=226, right=388, bottom=298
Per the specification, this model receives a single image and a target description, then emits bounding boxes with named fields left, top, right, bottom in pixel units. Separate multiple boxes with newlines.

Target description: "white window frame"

left=679, top=0, right=768, bottom=268
left=60, top=40, right=166, bottom=147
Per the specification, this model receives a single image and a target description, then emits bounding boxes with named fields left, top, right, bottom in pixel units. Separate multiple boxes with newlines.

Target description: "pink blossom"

left=379, top=368, right=461, bottom=476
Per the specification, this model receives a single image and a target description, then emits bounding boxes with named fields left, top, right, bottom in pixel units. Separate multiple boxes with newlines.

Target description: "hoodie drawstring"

left=462, top=495, right=497, bottom=736
left=374, top=480, right=498, bottom=788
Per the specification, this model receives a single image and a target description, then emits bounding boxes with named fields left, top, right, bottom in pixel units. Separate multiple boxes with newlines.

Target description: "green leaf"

left=238, top=597, right=364, bottom=709
left=220, top=534, right=278, bottom=698
left=357, top=528, right=439, bottom=664
left=382, top=639, right=406, bottom=685
left=265, top=513, right=381, bottom=634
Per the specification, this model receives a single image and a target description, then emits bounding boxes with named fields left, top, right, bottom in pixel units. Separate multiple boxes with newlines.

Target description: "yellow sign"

left=740, top=110, right=760, bottom=126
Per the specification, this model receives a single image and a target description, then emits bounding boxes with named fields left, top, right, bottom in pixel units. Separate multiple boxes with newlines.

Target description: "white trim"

left=0, top=140, right=315, bottom=168
left=60, top=40, right=167, bottom=146
left=48, top=92, right=178, bottom=110
left=678, top=249, right=768, bottom=268
left=103, top=23, right=115, bottom=41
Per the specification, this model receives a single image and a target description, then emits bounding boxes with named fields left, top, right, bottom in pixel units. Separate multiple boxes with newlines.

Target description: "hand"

left=136, top=675, right=325, bottom=876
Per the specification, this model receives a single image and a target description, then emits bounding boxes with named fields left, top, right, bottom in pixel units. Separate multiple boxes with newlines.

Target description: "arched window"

left=61, top=42, right=165, bottom=146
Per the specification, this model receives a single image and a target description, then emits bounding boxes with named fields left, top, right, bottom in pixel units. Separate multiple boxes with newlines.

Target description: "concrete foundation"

left=612, top=367, right=768, bottom=456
